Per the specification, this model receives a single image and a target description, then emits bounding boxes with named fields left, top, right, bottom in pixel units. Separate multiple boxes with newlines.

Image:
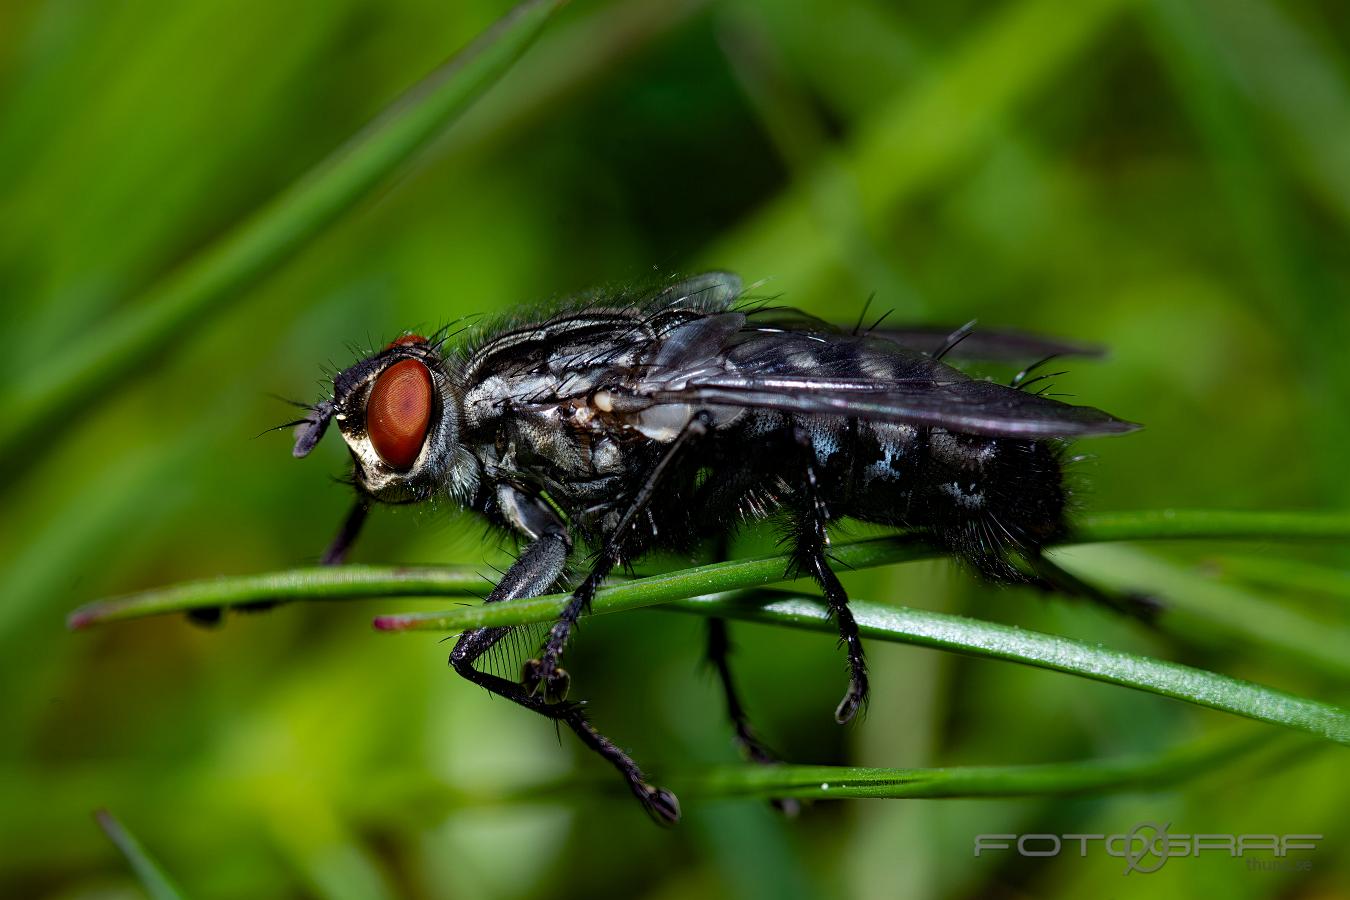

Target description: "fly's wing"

left=872, top=325, right=1105, bottom=363
left=742, top=305, right=1104, bottom=363
left=631, top=326, right=1138, bottom=439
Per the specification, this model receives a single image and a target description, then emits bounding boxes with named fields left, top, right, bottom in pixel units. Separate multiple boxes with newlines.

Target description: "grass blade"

left=0, top=0, right=562, bottom=468
left=706, top=0, right=1132, bottom=286
left=68, top=509, right=1350, bottom=628
left=369, top=509, right=1350, bottom=632
left=66, top=508, right=1350, bottom=744
left=662, top=590, right=1350, bottom=745
left=67, top=566, right=488, bottom=630
left=1211, top=555, right=1350, bottom=604
left=679, top=730, right=1283, bottom=800
left=94, top=809, right=186, bottom=900
left=1050, top=544, right=1350, bottom=678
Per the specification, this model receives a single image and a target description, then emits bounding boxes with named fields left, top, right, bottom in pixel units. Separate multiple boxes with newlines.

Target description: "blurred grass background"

left=1, top=0, right=1348, bottom=897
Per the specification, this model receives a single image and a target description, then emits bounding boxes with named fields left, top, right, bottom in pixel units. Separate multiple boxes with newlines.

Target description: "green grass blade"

left=369, top=509, right=1350, bottom=632
left=706, top=0, right=1133, bottom=286
left=1050, top=545, right=1350, bottom=678
left=66, top=509, right=1350, bottom=744
left=0, top=0, right=562, bottom=467
left=679, top=730, right=1281, bottom=800
left=67, top=566, right=488, bottom=629
left=94, top=809, right=186, bottom=900
left=1197, top=0, right=1350, bottom=233
left=1211, top=555, right=1350, bottom=604
left=661, top=590, right=1350, bottom=745
left=1069, top=508, right=1350, bottom=542
left=68, top=509, right=1350, bottom=628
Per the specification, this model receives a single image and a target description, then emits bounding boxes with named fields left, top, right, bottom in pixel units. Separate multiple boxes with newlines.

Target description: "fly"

left=283, top=272, right=1139, bottom=823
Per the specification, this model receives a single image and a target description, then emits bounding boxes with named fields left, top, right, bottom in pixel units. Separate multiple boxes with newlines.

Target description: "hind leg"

left=705, top=617, right=780, bottom=764
left=706, top=616, right=802, bottom=815
left=1025, top=553, right=1163, bottom=624
left=789, top=429, right=869, bottom=723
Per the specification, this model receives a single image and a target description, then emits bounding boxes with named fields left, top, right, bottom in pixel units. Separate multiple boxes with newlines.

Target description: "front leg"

left=318, top=497, right=370, bottom=566
left=523, top=412, right=712, bottom=697
left=452, top=485, right=680, bottom=824
left=186, top=497, right=370, bottom=626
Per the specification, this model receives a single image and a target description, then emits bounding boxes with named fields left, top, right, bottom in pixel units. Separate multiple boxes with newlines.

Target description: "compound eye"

left=366, top=359, right=434, bottom=470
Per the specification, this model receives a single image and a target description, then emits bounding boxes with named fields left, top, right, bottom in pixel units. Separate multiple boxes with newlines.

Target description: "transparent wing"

left=872, top=325, right=1105, bottom=363
left=631, top=324, right=1138, bottom=439
left=739, top=305, right=1105, bottom=363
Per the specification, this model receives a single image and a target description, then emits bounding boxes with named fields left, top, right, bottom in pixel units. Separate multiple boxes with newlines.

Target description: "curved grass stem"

left=70, top=509, right=1350, bottom=629
left=369, top=508, right=1350, bottom=632
left=68, top=508, right=1350, bottom=746
left=67, top=566, right=488, bottom=630
left=678, top=729, right=1287, bottom=800
left=663, top=590, right=1350, bottom=745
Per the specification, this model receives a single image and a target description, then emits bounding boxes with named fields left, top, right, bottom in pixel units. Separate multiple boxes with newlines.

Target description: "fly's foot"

left=733, top=730, right=802, bottom=816
left=834, top=674, right=868, bottom=725
left=521, top=657, right=571, bottom=703
left=635, top=783, right=682, bottom=826
left=736, top=727, right=781, bottom=768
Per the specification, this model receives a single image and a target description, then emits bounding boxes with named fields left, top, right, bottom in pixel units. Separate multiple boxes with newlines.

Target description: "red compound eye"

left=366, top=359, right=433, bottom=470
left=386, top=334, right=427, bottom=349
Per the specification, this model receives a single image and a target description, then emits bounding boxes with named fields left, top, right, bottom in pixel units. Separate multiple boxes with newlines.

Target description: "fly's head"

left=293, top=334, right=478, bottom=505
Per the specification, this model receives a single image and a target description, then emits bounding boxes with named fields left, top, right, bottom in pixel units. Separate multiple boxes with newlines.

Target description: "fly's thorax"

left=328, top=338, right=478, bottom=505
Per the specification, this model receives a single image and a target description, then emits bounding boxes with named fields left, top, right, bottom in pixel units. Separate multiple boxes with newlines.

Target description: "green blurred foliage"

left=1, top=0, right=1348, bottom=897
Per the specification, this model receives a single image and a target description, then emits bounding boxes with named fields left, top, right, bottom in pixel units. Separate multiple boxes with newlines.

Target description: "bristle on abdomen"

left=919, top=433, right=1068, bottom=581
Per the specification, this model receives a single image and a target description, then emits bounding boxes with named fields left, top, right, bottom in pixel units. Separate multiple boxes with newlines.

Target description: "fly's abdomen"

left=822, top=421, right=1066, bottom=581
left=914, top=430, right=1067, bottom=580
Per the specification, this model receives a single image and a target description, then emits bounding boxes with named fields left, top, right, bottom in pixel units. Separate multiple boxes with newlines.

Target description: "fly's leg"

left=450, top=514, right=680, bottom=824
left=452, top=631, right=679, bottom=824
left=186, top=497, right=370, bottom=626
left=706, top=534, right=782, bottom=764
left=700, top=528, right=798, bottom=811
left=790, top=428, right=869, bottom=724
left=1026, top=554, right=1163, bottom=625
left=705, top=618, right=780, bottom=764
left=318, top=498, right=371, bottom=566
left=523, top=411, right=712, bottom=699
left=706, top=616, right=804, bottom=815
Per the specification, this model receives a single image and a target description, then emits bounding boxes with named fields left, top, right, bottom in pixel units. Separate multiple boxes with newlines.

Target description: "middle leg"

left=524, top=411, right=712, bottom=694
